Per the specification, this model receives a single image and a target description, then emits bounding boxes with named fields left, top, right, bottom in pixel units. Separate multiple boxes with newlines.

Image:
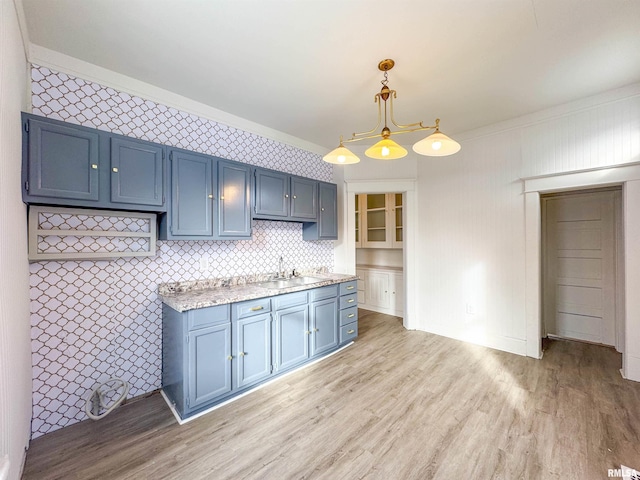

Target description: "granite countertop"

left=159, top=272, right=359, bottom=312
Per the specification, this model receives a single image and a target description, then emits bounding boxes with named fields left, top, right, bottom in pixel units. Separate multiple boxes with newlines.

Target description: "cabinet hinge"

left=162, top=150, right=165, bottom=160
left=270, top=365, right=274, bottom=374
left=24, top=181, right=29, bottom=192
left=186, top=397, right=190, bottom=407
left=162, top=195, right=165, bottom=204
left=186, top=335, right=189, bottom=343
left=24, top=122, right=29, bottom=132
left=169, top=152, right=173, bottom=161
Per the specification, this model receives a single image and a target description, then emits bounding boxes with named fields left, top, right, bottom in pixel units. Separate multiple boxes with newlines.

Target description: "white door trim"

left=341, top=179, right=417, bottom=331
left=523, top=162, right=640, bottom=382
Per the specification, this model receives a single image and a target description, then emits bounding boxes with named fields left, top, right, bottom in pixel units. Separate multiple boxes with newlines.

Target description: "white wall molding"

left=27, top=45, right=327, bottom=156
left=341, top=179, right=418, bottom=331
left=524, top=167, right=640, bottom=381
left=523, top=162, right=640, bottom=193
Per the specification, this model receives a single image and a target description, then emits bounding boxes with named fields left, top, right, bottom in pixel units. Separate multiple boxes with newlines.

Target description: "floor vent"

left=622, top=465, right=640, bottom=480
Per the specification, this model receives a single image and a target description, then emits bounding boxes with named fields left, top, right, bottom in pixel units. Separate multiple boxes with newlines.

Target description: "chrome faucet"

left=277, top=256, right=285, bottom=279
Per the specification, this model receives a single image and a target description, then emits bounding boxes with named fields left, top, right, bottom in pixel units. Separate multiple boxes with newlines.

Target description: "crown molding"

left=27, top=44, right=327, bottom=156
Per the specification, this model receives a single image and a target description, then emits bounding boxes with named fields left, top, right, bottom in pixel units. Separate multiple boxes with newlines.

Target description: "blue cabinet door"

left=290, top=176, right=317, bottom=220
left=318, top=182, right=338, bottom=239
left=216, top=160, right=251, bottom=239
left=168, top=150, right=215, bottom=237
left=309, top=297, right=339, bottom=357
left=110, top=137, right=164, bottom=206
left=254, top=169, right=289, bottom=217
left=187, top=323, right=232, bottom=409
left=302, top=181, right=338, bottom=240
left=235, top=313, right=272, bottom=389
left=273, top=304, right=309, bottom=372
left=26, top=118, right=100, bottom=201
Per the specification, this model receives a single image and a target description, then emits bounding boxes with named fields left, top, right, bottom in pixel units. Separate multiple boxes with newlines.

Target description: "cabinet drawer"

left=339, top=306, right=358, bottom=327
left=340, top=322, right=358, bottom=344
left=233, top=298, right=271, bottom=320
left=340, top=293, right=358, bottom=310
left=187, top=304, right=230, bottom=330
left=310, top=284, right=338, bottom=302
left=273, top=291, right=308, bottom=310
left=339, top=281, right=357, bottom=295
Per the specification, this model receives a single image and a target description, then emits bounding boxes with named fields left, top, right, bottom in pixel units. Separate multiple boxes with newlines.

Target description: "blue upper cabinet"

left=24, top=117, right=100, bottom=202
left=160, top=149, right=214, bottom=239
left=290, top=176, right=317, bottom=220
left=253, top=168, right=289, bottom=218
left=110, top=137, right=164, bottom=207
left=21, top=113, right=166, bottom=212
left=216, top=160, right=252, bottom=239
left=253, top=168, right=319, bottom=222
left=303, top=181, right=338, bottom=240
left=159, top=151, right=252, bottom=240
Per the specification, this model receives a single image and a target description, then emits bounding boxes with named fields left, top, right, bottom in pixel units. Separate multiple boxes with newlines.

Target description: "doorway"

left=541, top=187, right=624, bottom=351
left=341, top=179, right=417, bottom=330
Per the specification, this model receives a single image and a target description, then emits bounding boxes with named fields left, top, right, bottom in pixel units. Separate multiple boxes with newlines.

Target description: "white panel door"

left=543, top=191, right=617, bottom=345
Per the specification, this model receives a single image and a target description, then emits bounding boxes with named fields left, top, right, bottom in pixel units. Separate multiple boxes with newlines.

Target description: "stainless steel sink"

left=256, top=276, right=326, bottom=289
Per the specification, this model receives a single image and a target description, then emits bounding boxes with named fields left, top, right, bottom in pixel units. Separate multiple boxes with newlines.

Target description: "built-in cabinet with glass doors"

left=355, top=193, right=402, bottom=249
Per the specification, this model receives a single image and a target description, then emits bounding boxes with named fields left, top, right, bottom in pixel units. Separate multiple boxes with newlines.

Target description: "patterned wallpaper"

left=29, top=65, right=334, bottom=437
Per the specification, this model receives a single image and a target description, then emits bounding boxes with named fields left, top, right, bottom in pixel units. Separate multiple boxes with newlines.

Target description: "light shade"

left=365, top=138, right=408, bottom=160
left=412, top=131, right=461, bottom=157
left=323, top=145, right=360, bottom=164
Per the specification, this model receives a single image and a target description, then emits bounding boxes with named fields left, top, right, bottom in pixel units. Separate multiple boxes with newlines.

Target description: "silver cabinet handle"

left=250, top=306, right=264, bottom=311
left=112, top=167, right=118, bottom=173
left=348, top=314, right=355, bottom=318
left=346, top=286, right=354, bottom=290
left=91, top=164, right=98, bottom=169
left=239, top=352, right=245, bottom=357
left=347, top=329, right=355, bottom=334
left=347, top=299, right=355, bottom=303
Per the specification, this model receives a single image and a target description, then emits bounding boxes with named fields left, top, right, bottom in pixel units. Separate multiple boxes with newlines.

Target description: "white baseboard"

left=623, top=354, right=640, bottom=383
left=357, top=303, right=403, bottom=318
left=0, top=455, right=9, bottom=480
left=422, top=324, right=528, bottom=357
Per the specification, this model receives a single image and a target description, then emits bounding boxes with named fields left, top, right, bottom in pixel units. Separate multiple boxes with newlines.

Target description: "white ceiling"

left=19, top=0, right=640, bottom=151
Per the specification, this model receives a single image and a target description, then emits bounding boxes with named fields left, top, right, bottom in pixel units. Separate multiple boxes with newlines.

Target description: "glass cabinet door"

left=364, top=193, right=391, bottom=247
left=392, top=193, right=403, bottom=248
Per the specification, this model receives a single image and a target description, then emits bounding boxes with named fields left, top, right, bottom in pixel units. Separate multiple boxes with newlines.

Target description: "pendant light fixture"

left=323, top=59, right=461, bottom=164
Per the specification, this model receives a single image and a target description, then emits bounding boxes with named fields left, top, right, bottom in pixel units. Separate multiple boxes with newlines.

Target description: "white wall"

left=0, top=0, right=33, bottom=478
left=336, top=83, right=640, bottom=357
left=356, top=248, right=403, bottom=268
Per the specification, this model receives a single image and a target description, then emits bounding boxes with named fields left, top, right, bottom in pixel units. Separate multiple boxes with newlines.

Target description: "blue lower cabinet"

left=162, top=303, right=232, bottom=418
left=273, top=303, right=309, bottom=372
left=338, top=280, right=358, bottom=345
left=310, top=297, right=339, bottom=357
left=188, top=323, right=232, bottom=408
left=162, top=281, right=354, bottom=420
left=234, top=313, right=272, bottom=389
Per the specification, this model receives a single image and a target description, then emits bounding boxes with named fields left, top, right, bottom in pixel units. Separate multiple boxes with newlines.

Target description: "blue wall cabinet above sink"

left=253, top=168, right=318, bottom=222
left=22, top=113, right=166, bottom=212
left=303, top=182, right=338, bottom=240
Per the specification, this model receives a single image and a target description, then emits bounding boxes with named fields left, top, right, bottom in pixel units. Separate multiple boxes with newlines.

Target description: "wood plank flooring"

left=23, top=310, right=640, bottom=479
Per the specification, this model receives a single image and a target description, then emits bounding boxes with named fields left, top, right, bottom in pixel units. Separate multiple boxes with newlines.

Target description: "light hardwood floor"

left=23, top=310, right=640, bottom=479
